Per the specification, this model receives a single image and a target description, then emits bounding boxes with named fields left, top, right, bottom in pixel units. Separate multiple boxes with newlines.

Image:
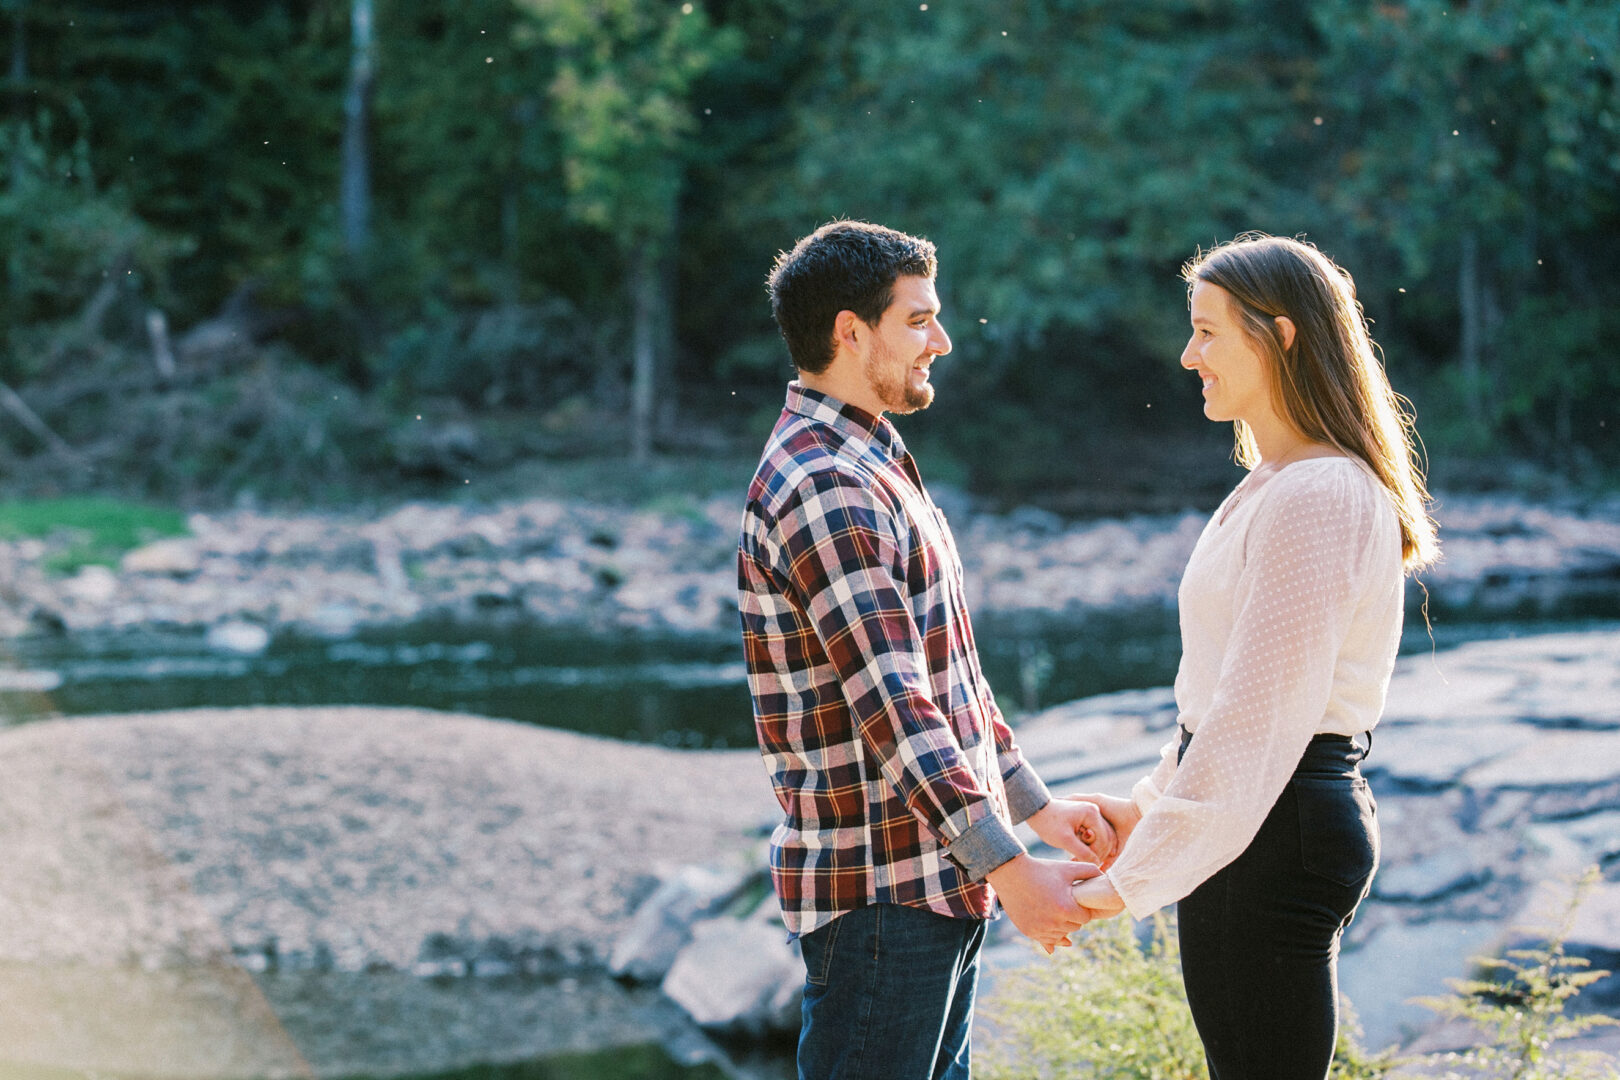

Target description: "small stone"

left=121, top=539, right=201, bottom=577
left=206, top=621, right=271, bottom=655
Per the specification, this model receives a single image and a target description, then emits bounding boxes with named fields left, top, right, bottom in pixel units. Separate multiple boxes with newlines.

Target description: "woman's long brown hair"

left=1184, top=233, right=1439, bottom=571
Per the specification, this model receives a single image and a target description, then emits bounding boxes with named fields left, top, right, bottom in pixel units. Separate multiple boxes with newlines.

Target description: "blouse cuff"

left=1106, top=868, right=1167, bottom=922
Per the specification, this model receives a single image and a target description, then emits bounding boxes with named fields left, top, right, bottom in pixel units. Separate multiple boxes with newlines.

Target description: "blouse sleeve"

left=1105, top=468, right=1381, bottom=918
left=1129, top=737, right=1179, bottom=816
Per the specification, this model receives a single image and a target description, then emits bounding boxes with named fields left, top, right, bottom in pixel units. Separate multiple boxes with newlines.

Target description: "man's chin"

left=889, top=386, right=935, bottom=415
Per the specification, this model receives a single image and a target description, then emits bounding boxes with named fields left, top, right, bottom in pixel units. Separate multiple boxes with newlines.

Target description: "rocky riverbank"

left=0, top=628, right=1616, bottom=1076
left=2, top=489, right=1618, bottom=642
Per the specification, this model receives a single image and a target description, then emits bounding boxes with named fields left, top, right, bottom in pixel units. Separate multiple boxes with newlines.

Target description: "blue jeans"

left=796, top=903, right=987, bottom=1080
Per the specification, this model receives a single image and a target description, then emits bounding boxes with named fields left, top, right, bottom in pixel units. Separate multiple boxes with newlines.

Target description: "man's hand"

left=1062, top=792, right=1142, bottom=861
left=1071, top=874, right=1127, bottom=920
left=986, top=854, right=1102, bottom=954
left=1027, top=799, right=1117, bottom=867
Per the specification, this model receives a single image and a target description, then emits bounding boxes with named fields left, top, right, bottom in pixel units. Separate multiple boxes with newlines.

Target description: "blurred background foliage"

left=0, top=0, right=1614, bottom=507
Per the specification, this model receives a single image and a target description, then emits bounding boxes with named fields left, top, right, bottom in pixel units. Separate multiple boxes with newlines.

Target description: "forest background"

left=2, top=0, right=1616, bottom=514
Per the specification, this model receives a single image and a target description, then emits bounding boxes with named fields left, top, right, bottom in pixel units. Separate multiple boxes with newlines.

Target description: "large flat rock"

left=0, top=707, right=779, bottom=974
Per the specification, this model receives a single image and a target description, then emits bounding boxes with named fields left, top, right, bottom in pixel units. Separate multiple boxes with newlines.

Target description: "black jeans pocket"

left=1294, top=776, right=1379, bottom=888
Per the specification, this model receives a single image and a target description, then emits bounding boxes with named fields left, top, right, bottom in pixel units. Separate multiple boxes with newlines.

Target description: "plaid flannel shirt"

left=738, top=383, right=1051, bottom=939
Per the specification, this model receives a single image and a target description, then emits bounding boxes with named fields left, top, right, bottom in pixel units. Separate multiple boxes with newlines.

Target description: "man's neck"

left=799, top=366, right=884, bottom=419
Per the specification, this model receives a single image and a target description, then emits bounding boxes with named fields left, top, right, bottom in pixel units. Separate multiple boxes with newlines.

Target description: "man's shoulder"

left=749, top=414, right=879, bottom=515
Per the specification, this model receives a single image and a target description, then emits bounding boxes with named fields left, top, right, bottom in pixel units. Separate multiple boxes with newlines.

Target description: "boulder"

left=608, top=865, right=750, bottom=984
left=662, top=917, right=803, bottom=1037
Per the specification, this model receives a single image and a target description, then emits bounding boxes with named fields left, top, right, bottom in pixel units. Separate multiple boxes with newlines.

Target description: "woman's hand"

left=1027, top=799, right=1117, bottom=866
left=1062, top=792, right=1142, bottom=863
left=1071, top=874, right=1126, bottom=919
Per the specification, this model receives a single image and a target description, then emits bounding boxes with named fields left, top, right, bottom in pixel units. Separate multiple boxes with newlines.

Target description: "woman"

left=1070, top=233, right=1438, bottom=1079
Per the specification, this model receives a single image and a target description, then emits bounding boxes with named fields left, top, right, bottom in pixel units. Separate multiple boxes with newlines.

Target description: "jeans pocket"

left=800, top=913, right=845, bottom=989
left=1294, top=776, right=1379, bottom=888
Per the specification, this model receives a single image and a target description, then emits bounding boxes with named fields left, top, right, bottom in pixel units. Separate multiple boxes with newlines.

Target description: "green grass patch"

left=0, top=497, right=188, bottom=575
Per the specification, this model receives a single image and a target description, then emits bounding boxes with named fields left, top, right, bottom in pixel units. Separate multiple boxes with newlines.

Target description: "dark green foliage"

left=1, top=0, right=1616, bottom=503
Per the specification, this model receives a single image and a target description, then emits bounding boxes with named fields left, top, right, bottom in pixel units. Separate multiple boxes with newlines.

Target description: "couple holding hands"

left=737, top=220, right=1438, bottom=1080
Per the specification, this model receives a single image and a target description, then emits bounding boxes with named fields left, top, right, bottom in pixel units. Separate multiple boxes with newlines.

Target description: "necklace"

left=1217, top=441, right=1328, bottom=526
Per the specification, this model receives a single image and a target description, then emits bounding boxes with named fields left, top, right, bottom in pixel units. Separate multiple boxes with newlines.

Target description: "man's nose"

left=932, top=322, right=952, bottom=356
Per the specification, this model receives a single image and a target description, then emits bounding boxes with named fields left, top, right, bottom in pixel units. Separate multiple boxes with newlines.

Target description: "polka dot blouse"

left=1106, top=457, right=1405, bottom=919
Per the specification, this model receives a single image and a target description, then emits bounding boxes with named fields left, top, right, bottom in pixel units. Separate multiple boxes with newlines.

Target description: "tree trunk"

left=654, top=244, right=678, bottom=439
left=9, top=2, right=27, bottom=190
left=0, top=378, right=74, bottom=458
left=341, top=0, right=374, bottom=257
left=1458, top=230, right=1486, bottom=437
left=628, top=246, right=658, bottom=463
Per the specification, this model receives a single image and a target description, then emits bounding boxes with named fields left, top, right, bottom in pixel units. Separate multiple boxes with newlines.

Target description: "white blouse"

left=1105, top=457, right=1405, bottom=919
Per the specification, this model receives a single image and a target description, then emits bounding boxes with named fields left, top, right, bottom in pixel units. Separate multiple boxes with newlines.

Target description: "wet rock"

left=1466, top=731, right=1620, bottom=789
left=1374, top=849, right=1492, bottom=903
left=1338, top=918, right=1506, bottom=1050
left=1368, top=720, right=1535, bottom=789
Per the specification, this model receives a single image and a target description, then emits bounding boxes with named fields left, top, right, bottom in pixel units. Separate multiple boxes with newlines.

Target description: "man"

left=737, top=220, right=1110, bottom=1080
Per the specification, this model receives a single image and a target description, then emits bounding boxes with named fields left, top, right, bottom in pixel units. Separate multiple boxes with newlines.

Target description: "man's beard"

left=865, top=340, right=934, bottom=414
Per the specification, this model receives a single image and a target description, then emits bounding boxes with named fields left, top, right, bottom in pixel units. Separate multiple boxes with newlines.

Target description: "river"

left=3, top=601, right=1618, bottom=1080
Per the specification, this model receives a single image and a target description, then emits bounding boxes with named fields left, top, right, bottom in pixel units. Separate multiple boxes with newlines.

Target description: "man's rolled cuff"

left=947, top=813, right=1027, bottom=882
left=1002, top=762, right=1052, bottom=824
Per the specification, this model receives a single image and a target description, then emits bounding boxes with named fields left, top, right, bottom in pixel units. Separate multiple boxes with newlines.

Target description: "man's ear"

left=833, top=309, right=863, bottom=355
left=1274, top=314, right=1297, bottom=353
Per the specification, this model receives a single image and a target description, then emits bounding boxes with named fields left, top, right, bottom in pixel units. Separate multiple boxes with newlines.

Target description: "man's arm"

left=776, top=469, right=1022, bottom=878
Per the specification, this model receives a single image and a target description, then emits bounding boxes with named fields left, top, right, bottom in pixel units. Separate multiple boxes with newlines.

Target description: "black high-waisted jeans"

left=1176, top=728, right=1379, bottom=1080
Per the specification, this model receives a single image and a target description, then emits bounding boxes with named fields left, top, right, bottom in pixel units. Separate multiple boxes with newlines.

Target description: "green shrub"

left=976, top=870, right=1617, bottom=1080
left=1414, top=867, right=1619, bottom=1080
left=977, top=913, right=1206, bottom=1080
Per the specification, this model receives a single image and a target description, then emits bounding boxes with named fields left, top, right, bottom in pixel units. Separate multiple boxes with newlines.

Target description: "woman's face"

left=1180, top=280, right=1275, bottom=426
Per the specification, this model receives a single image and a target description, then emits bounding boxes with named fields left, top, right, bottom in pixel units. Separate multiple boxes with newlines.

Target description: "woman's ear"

left=1274, top=315, right=1297, bottom=353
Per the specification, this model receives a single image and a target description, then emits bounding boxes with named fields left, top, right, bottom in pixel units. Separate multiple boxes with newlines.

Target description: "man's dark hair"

left=766, top=220, right=938, bottom=374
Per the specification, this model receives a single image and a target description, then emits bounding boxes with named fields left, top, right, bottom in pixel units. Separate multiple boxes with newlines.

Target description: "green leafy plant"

left=976, top=877, right=1620, bottom=1080
left=1413, top=867, right=1619, bottom=1080
left=977, top=913, right=1206, bottom=1080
